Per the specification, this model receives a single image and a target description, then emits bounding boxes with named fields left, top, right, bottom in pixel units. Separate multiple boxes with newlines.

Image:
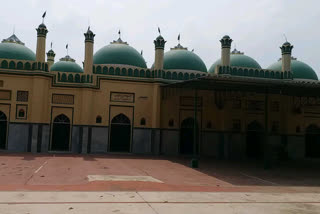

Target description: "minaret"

left=220, top=35, right=232, bottom=66
left=280, top=41, right=293, bottom=72
left=153, top=34, right=166, bottom=70
left=36, top=23, right=48, bottom=62
left=84, top=27, right=95, bottom=74
left=46, top=49, right=55, bottom=69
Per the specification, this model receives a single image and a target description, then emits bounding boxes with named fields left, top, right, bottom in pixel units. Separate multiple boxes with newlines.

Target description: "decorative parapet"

left=91, top=64, right=207, bottom=81
left=57, top=72, right=93, bottom=84
left=215, top=65, right=293, bottom=80
left=0, top=59, right=49, bottom=72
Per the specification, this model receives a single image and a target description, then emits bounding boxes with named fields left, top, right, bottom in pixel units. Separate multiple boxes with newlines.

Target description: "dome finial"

left=178, top=33, right=180, bottom=44
left=283, top=34, right=288, bottom=43
left=158, top=27, right=161, bottom=35
left=42, top=11, right=46, bottom=24
left=66, top=44, right=69, bottom=56
left=111, top=30, right=128, bottom=45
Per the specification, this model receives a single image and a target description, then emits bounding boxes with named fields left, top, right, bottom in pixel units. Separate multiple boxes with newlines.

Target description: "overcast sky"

left=0, top=0, right=319, bottom=74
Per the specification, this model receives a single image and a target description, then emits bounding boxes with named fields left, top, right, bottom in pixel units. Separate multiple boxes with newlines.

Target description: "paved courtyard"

left=1, top=153, right=320, bottom=213
left=0, top=153, right=320, bottom=192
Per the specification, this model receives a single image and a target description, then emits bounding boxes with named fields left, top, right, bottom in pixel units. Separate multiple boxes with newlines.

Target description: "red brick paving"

left=0, top=153, right=319, bottom=192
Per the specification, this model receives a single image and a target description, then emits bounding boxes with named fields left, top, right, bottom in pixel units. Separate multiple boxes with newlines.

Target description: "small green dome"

left=93, top=39, right=147, bottom=68
left=0, top=34, right=36, bottom=61
left=163, top=46, right=207, bottom=72
left=50, top=55, right=83, bottom=73
left=267, top=59, right=318, bottom=80
left=209, top=49, right=261, bottom=73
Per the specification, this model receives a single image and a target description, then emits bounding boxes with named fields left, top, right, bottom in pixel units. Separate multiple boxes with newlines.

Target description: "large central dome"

left=163, top=44, right=207, bottom=72
left=93, top=38, right=147, bottom=68
left=0, top=34, right=36, bottom=61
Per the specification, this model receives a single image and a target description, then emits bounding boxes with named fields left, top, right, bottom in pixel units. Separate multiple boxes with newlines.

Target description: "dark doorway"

left=305, top=124, right=320, bottom=158
left=110, top=114, right=131, bottom=152
left=246, top=121, right=264, bottom=159
left=0, top=111, right=7, bottom=150
left=180, top=117, right=199, bottom=155
left=51, top=114, right=71, bottom=151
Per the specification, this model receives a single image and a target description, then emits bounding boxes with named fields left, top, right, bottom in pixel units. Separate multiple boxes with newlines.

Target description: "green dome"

left=267, top=59, right=318, bottom=80
left=93, top=41, right=147, bottom=68
left=0, top=41, right=36, bottom=61
left=209, top=50, right=261, bottom=73
left=50, top=56, right=83, bottom=73
left=163, top=47, right=207, bottom=72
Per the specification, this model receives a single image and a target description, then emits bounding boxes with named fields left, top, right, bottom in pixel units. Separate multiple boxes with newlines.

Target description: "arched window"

left=146, top=70, right=151, bottom=77
left=68, top=74, right=73, bottom=82
left=168, top=119, right=174, bottom=127
left=96, top=66, right=102, bottom=74
left=25, top=62, right=31, bottom=70
left=140, top=69, right=145, bottom=77
left=115, top=67, right=120, bottom=75
left=9, top=61, right=15, bottom=69
left=96, top=116, right=102, bottom=124
left=134, top=69, right=139, bottom=77
left=103, top=66, right=108, bottom=74
left=75, top=74, right=80, bottom=83
left=1, top=60, right=8, bottom=68
left=140, top=118, right=146, bottom=126
left=17, top=62, right=23, bottom=70
left=109, top=67, right=114, bottom=75
left=18, top=109, right=25, bottom=118
left=121, top=68, right=127, bottom=76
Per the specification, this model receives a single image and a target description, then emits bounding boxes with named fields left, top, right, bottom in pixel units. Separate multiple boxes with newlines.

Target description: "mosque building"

left=0, top=18, right=320, bottom=161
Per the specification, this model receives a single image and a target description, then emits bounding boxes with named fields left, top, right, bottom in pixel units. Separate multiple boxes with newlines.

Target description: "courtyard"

left=0, top=153, right=319, bottom=193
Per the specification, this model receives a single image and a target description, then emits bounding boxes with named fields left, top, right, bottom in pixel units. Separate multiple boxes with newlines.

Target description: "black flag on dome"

left=158, top=27, right=161, bottom=34
left=42, top=11, right=46, bottom=18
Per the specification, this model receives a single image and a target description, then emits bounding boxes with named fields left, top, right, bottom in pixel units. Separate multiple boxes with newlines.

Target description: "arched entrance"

left=246, top=121, right=264, bottom=159
left=305, top=124, right=320, bottom=158
left=51, top=114, right=71, bottom=151
left=110, top=113, right=131, bottom=152
left=0, top=111, right=7, bottom=150
left=180, top=117, right=199, bottom=155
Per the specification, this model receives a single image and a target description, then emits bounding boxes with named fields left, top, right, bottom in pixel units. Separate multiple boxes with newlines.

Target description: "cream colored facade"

left=0, top=20, right=320, bottom=161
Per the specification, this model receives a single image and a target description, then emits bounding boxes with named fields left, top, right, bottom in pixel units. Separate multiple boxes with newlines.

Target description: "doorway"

left=180, top=117, right=199, bottom=155
left=246, top=121, right=264, bottom=159
left=305, top=124, right=320, bottom=158
left=0, top=111, right=7, bottom=150
left=51, top=114, right=71, bottom=151
left=109, top=113, right=131, bottom=152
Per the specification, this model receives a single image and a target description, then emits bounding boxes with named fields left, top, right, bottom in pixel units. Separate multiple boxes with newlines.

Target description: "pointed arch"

left=51, top=114, right=71, bottom=151
left=110, top=113, right=131, bottom=152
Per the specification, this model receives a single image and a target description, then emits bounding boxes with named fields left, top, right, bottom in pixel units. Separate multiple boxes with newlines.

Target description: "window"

left=168, top=119, right=174, bottom=127
left=140, top=118, right=146, bottom=126
left=18, top=109, right=25, bottom=118
left=296, top=126, right=301, bottom=133
left=16, top=105, right=27, bottom=120
left=96, top=116, right=102, bottom=124
left=17, top=91, right=28, bottom=102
